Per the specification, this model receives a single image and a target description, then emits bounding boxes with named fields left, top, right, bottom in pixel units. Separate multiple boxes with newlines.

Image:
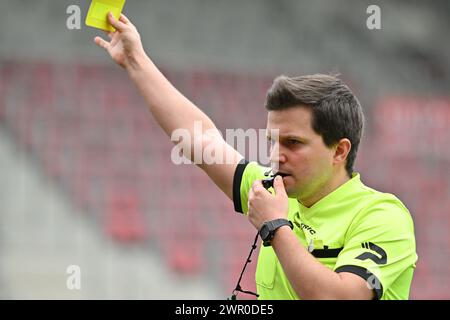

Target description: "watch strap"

left=262, top=219, right=294, bottom=247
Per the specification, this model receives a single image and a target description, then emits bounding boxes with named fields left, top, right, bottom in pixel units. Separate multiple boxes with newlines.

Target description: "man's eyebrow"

left=282, top=134, right=308, bottom=141
left=266, top=133, right=308, bottom=141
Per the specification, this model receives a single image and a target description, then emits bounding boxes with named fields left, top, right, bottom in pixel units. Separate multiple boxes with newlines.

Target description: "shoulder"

left=234, top=160, right=270, bottom=185
left=346, top=189, right=415, bottom=240
left=233, top=160, right=271, bottom=213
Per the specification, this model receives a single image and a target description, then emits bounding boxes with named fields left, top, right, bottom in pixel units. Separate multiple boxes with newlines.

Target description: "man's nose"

left=270, top=143, right=287, bottom=168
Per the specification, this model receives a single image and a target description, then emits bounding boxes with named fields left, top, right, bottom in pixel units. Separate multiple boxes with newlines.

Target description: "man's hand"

left=94, top=13, right=146, bottom=70
left=248, top=176, right=289, bottom=230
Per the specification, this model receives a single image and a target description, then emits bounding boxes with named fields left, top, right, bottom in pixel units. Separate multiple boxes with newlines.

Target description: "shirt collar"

left=297, top=172, right=362, bottom=216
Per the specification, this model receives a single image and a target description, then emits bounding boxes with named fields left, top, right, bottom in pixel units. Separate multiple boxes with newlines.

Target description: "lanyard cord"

left=230, top=231, right=260, bottom=300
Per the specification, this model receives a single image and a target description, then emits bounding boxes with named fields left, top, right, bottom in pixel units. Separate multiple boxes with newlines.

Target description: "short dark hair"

left=265, top=74, right=364, bottom=177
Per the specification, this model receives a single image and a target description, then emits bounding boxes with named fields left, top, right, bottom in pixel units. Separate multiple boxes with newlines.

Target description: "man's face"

left=266, top=106, right=336, bottom=200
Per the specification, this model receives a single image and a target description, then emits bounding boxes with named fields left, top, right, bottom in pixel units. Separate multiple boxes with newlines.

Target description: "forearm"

left=126, top=53, right=217, bottom=139
left=124, top=51, right=242, bottom=199
left=271, top=227, right=360, bottom=299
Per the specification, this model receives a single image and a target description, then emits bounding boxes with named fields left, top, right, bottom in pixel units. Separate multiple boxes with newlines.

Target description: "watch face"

left=259, top=224, right=270, bottom=240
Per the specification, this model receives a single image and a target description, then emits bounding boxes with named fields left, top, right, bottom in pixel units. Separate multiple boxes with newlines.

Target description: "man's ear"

left=333, top=138, right=351, bottom=164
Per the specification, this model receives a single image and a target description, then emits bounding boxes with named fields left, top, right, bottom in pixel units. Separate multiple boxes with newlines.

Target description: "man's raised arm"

left=94, top=13, right=243, bottom=200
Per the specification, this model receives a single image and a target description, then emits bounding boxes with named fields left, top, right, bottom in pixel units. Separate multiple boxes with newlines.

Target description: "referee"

left=95, top=13, right=417, bottom=300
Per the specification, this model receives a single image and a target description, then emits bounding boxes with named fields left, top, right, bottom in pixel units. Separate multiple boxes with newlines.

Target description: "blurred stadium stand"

left=0, top=0, right=449, bottom=299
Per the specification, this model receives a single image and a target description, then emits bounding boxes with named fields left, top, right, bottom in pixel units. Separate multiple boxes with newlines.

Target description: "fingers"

left=252, top=180, right=264, bottom=194
left=119, top=13, right=132, bottom=25
left=94, top=36, right=110, bottom=50
left=108, top=12, right=128, bottom=31
left=273, top=175, right=287, bottom=197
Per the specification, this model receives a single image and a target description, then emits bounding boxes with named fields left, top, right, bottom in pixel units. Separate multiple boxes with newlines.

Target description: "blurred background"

left=0, top=0, right=449, bottom=299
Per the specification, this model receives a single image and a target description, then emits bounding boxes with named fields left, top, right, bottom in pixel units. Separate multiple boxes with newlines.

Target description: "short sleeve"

left=232, top=160, right=270, bottom=214
left=333, top=198, right=418, bottom=299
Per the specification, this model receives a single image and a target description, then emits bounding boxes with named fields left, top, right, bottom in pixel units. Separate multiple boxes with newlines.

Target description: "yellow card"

left=85, top=0, right=126, bottom=32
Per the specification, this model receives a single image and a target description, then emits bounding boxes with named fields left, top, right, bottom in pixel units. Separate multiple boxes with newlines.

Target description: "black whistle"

left=262, top=171, right=288, bottom=190
left=262, top=176, right=276, bottom=190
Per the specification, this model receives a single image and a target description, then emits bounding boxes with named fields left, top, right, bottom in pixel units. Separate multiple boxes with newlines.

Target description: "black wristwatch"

left=259, top=219, right=294, bottom=247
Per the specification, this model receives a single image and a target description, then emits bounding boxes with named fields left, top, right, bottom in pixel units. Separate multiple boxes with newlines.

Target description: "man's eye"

left=289, top=139, right=301, bottom=145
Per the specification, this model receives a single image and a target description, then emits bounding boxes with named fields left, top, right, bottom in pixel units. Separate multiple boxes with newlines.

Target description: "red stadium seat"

left=104, top=189, right=148, bottom=242
left=164, top=238, right=205, bottom=274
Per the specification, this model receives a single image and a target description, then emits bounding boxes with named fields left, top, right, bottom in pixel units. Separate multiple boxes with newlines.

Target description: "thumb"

left=273, top=175, right=287, bottom=197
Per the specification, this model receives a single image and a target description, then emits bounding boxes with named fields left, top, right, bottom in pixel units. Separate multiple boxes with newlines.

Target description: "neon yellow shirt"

left=233, top=161, right=418, bottom=300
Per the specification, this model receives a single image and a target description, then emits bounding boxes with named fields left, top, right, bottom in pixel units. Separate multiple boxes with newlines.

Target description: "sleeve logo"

left=356, top=242, right=387, bottom=265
